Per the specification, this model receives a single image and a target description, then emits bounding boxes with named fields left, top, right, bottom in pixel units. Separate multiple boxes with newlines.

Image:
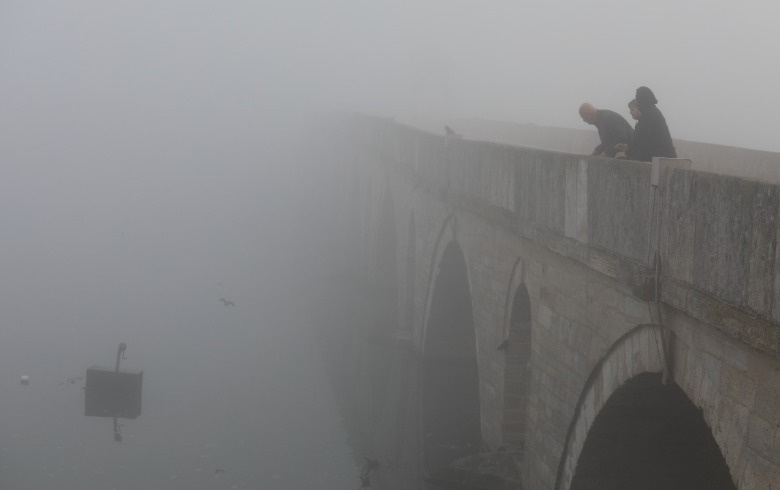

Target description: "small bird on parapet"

left=496, top=339, right=509, bottom=351
left=444, top=125, right=462, bottom=146
left=445, top=125, right=462, bottom=137
left=220, top=298, right=236, bottom=308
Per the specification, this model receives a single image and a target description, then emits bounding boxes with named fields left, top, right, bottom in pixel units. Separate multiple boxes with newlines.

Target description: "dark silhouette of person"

left=578, top=103, right=634, bottom=158
left=619, top=86, right=677, bottom=162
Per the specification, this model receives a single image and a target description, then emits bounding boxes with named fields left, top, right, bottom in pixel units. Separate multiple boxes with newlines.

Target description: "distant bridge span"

left=325, top=114, right=780, bottom=489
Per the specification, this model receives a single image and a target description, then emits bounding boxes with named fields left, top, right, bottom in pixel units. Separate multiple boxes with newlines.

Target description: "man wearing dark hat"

left=616, top=86, right=676, bottom=162
left=578, top=103, right=634, bottom=158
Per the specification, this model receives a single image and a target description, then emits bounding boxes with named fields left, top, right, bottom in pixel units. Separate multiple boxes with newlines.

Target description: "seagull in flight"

left=220, top=298, right=236, bottom=308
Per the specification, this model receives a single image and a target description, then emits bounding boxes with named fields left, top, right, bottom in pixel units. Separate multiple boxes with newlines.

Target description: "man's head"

left=579, top=103, right=598, bottom=124
left=628, top=99, right=641, bottom=120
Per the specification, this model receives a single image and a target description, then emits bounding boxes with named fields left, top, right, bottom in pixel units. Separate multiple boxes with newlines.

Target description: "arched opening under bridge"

left=422, top=240, right=481, bottom=474
left=502, top=283, right=532, bottom=450
left=570, top=372, right=735, bottom=490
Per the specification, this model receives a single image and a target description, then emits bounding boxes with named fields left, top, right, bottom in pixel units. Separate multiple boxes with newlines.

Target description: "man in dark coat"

left=620, top=86, right=677, bottom=162
left=578, top=103, right=634, bottom=158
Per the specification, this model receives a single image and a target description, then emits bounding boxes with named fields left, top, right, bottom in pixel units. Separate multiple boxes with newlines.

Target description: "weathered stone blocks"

left=691, top=173, right=753, bottom=308
left=587, top=159, right=652, bottom=262
left=346, top=117, right=780, bottom=489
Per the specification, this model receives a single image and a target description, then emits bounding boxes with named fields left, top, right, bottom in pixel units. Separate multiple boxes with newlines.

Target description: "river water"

left=0, top=299, right=359, bottom=490
left=0, top=117, right=370, bottom=490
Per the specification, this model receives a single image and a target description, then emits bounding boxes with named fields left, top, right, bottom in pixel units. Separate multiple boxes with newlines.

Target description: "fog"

left=4, top=2, right=780, bottom=152
left=0, top=1, right=777, bottom=489
left=1, top=3, right=349, bottom=489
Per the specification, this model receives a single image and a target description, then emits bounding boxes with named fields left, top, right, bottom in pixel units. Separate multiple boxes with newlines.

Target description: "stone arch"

left=555, top=324, right=734, bottom=490
left=555, top=324, right=665, bottom=490
left=501, top=258, right=532, bottom=449
left=570, top=372, right=735, bottom=490
left=420, top=233, right=481, bottom=474
left=419, top=213, right=458, bottom=350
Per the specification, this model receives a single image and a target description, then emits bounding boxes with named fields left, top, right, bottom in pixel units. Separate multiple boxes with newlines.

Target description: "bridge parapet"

left=335, top=114, right=779, bottom=357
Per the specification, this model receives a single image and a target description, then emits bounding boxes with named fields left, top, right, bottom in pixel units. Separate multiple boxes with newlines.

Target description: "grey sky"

left=1, top=1, right=779, bottom=154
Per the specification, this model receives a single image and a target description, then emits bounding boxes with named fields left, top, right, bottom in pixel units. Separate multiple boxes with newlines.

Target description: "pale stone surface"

left=341, top=116, right=780, bottom=489
left=661, top=168, right=696, bottom=283
left=747, top=415, right=773, bottom=455
left=691, top=173, right=753, bottom=307
left=587, top=159, right=653, bottom=263
left=746, top=182, right=778, bottom=317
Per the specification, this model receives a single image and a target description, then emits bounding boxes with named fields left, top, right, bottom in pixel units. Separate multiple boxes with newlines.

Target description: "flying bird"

left=220, top=298, right=236, bottom=308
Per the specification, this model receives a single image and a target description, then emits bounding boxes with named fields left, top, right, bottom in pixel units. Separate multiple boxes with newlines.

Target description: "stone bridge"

left=321, top=114, right=780, bottom=490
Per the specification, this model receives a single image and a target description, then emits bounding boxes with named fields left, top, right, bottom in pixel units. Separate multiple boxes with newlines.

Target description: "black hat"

left=635, top=86, right=658, bottom=109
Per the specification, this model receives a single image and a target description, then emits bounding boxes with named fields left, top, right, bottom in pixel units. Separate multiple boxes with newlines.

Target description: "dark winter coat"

left=593, top=110, right=634, bottom=157
left=627, top=87, right=677, bottom=162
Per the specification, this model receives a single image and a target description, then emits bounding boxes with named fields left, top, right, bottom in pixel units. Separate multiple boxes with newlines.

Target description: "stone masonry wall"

left=333, top=115, right=780, bottom=489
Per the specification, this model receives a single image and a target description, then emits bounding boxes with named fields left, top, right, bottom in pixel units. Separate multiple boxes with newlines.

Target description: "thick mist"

left=0, top=4, right=348, bottom=489
left=4, top=2, right=779, bottom=152
left=0, top=2, right=778, bottom=489
left=0, top=90, right=346, bottom=490
left=238, top=0, right=780, bottom=155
